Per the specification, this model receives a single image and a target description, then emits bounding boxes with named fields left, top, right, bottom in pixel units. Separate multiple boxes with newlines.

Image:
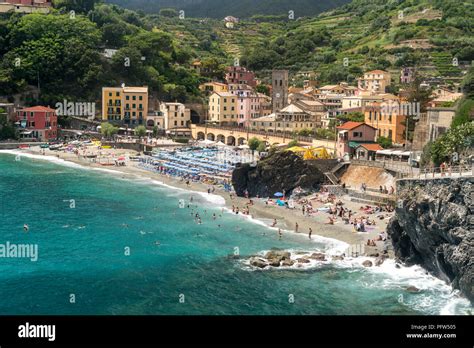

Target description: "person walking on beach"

left=271, top=219, right=277, bottom=227
left=295, top=222, right=299, bottom=233
left=308, top=227, right=312, bottom=240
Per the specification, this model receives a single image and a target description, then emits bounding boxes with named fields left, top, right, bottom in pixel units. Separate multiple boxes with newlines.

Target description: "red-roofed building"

left=16, top=106, right=58, bottom=141
left=336, top=121, right=377, bottom=158
left=354, top=143, right=383, bottom=160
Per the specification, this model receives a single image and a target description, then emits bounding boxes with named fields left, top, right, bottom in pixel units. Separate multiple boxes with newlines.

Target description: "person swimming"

left=23, top=224, right=29, bottom=232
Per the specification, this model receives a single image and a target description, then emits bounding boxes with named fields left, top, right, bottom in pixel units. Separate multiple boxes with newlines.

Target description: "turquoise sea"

left=0, top=151, right=471, bottom=315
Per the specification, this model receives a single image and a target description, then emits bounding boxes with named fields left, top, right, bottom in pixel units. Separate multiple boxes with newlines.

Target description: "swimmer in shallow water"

left=23, top=224, right=29, bottom=232
left=155, top=241, right=161, bottom=246
left=121, top=223, right=129, bottom=228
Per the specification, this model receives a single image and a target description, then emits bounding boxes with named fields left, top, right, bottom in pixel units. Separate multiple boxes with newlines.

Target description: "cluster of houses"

left=0, top=0, right=51, bottom=13
left=1, top=61, right=464, bottom=158
left=101, top=85, right=193, bottom=138
left=201, top=66, right=463, bottom=159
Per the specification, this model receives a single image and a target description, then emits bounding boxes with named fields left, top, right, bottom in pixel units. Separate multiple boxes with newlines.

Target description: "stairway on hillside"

left=324, top=172, right=340, bottom=185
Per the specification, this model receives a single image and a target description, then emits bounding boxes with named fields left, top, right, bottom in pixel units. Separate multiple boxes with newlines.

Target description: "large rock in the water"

left=232, top=151, right=326, bottom=197
left=250, top=257, right=268, bottom=268
left=310, top=253, right=326, bottom=261
left=265, top=250, right=291, bottom=262
left=362, top=260, right=373, bottom=267
left=388, top=178, right=473, bottom=303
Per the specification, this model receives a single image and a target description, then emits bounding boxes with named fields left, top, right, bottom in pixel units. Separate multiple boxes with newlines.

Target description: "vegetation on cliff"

left=1, top=0, right=473, bottom=105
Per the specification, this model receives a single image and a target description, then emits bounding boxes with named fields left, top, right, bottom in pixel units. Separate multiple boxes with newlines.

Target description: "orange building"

left=364, top=102, right=406, bottom=145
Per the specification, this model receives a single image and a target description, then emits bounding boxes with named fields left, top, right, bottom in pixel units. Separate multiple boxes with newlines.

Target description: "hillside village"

left=0, top=0, right=472, bottom=169
left=0, top=0, right=473, bottom=322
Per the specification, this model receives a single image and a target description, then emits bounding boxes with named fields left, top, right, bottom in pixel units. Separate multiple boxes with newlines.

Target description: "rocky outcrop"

left=387, top=177, right=473, bottom=302
left=248, top=249, right=329, bottom=268
left=362, top=260, right=373, bottom=267
left=232, top=151, right=326, bottom=197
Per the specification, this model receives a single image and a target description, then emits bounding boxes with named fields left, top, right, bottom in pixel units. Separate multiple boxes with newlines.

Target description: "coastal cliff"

left=387, top=177, right=473, bottom=302
left=232, top=151, right=325, bottom=197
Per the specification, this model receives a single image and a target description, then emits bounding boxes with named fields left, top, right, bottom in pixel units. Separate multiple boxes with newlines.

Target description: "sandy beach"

left=22, top=145, right=392, bottom=256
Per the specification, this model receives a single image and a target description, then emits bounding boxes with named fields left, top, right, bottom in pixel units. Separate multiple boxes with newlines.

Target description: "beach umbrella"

left=274, top=192, right=284, bottom=197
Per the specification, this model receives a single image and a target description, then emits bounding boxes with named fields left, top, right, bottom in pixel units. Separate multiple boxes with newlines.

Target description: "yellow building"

left=358, top=70, right=391, bottom=94
left=102, top=86, right=148, bottom=126
left=208, top=92, right=238, bottom=126
left=159, top=102, right=191, bottom=129
left=199, top=82, right=229, bottom=94
left=364, top=102, right=406, bottom=145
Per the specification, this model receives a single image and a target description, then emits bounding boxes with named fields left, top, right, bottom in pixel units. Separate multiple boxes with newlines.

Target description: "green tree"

left=1, top=14, right=102, bottom=103
left=134, top=125, right=147, bottom=139
left=159, top=8, right=178, bottom=18
left=377, top=136, right=392, bottom=149
left=462, top=67, right=474, bottom=98
left=152, top=125, right=159, bottom=138
left=298, top=128, right=312, bottom=136
left=287, top=139, right=298, bottom=148
left=54, top=0, right=99, bottom=14
left=337, top=112, right=364, bottom=123
left=430, top=122, right=474, bottom=165
left=255, top=84, right=270, bottom=96
left=248, top=137, right=261, bottom=151
left=100, top=122, right=118, bottom=139
left=257, top=142, right=267, bottom=152
left=315, top=128, right=336, bottom=140
left=451, top=98, right=474, bottom=128
left=0, top=110, right=18, bottom=140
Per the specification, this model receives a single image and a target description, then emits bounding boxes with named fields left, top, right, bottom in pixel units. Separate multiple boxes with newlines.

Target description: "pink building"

left=336, top=121, right=377, bottom=158
left=231, top=90, right=262, bottom=127
left=226, top=66, right=257, bottom=88
left=16, top=106, right=58, bottom=141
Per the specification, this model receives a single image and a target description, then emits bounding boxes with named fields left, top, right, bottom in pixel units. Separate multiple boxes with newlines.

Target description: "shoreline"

left=5, top=146, right=390, bottom=256
left=2, top=146, right=473, bottom=313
